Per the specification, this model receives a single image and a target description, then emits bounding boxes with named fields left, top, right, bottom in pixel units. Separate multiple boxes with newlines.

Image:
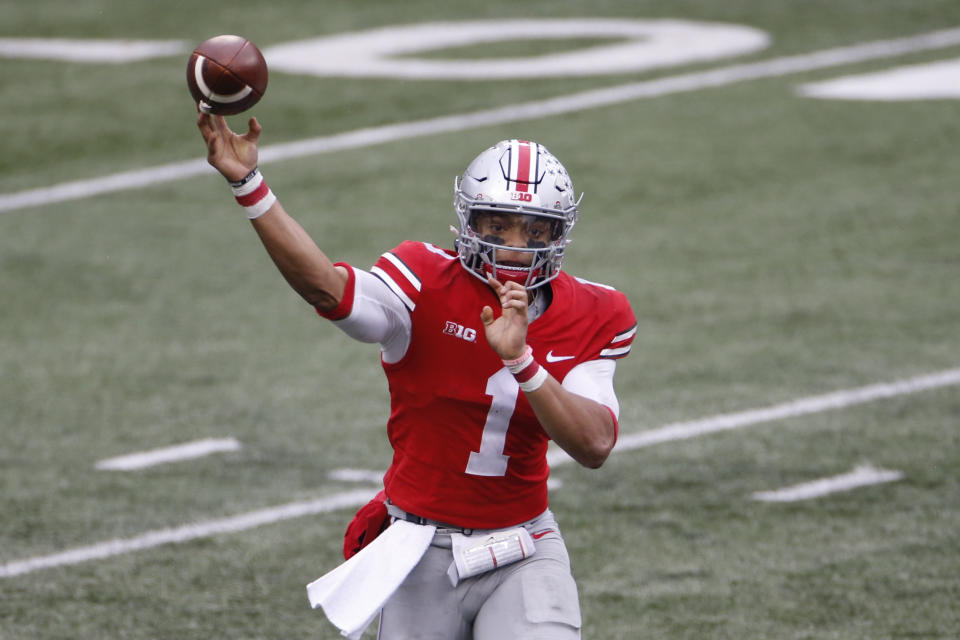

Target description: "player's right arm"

left=250, top=201, right=347, bottom=310
left=197, top=111, right=347, bottom=311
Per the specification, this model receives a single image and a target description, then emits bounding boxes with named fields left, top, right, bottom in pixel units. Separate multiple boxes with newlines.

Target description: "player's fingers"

left=242, top=117, right=262, bottom=145
left=480, top=305, right=495, bottom=325
left=502, top=284, right=526, bottom=297
left=208, top=136, right=223, bottom=157
left=501, top=298, right=526, bottom=315
left=501, top=280, right=526, bottom=294
left=502, top=291, right=526, bottom=308
left=197, top=109, right=214, bottom=134
left=211, top=114, right=232, bottom=136
left=501, top=285, right=527, bottom=302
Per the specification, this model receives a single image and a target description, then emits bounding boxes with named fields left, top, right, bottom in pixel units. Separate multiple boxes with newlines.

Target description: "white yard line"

left=2, top=366, right=958, bottom=579
left=752, top=465, right=904, bottom=502
left=0, top=489, right=375, bottom=579
left=95, top=438, right=242, bottom=471
left=2, top=26, right=960, bottom=214
left=328, top=468, right=386, bottom=484
left=548, top=367, right=960, bottom=466
left=329, top=467, right=563, bottom=490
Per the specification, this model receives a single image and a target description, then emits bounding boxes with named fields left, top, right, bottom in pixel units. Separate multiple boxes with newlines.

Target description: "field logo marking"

left=95, top=438, right=242, bottom=471
left=2, top=366, right=957, bottom=579
left=3, top=26, right=960, bottom=214
left=798, top=56, right=960, bottom=101
left=264, top=19, right=769, bottom=79
left=752, top=465, right=904, bottom=502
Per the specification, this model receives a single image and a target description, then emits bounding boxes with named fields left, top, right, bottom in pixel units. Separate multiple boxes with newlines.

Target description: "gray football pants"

left=377, top=509, right=582, bottom=640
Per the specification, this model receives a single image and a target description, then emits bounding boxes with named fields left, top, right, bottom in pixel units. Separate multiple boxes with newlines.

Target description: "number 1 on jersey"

left=465, top=368, right=518, bottom=477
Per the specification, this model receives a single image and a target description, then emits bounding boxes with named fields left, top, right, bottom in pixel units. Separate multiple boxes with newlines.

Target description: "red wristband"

left=230, top=168, right=276, bottom=219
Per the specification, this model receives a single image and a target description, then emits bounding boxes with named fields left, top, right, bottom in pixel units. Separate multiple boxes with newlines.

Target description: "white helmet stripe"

left=509, top=139, right=534, bottom=193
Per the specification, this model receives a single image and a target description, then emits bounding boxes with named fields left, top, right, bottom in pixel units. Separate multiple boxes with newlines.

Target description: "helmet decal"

left=506, top=140, right=537, bottom=194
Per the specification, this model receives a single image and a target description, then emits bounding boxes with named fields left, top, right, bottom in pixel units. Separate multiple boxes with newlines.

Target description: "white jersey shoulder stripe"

left=370, top=266, right=416, bottom=312
left=574, top=276, right=616, bottom=291
left=380, top=251, right=422, bottom=291
left=422, top=242, right=456, bottom=260
left=600, top=344, right=632, bottom=358
left=613, top=324, right=637, bottom=343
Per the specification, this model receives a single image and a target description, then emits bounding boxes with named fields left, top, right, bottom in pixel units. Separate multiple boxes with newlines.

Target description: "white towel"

left=306, top=520, right=436, bottom=639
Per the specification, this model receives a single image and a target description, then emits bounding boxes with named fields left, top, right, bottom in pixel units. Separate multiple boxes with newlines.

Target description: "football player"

left=197, top=111, right=636, bottom=639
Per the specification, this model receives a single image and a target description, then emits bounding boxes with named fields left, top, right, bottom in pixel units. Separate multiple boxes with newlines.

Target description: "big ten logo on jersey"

left=444, top=320, right=477, bottom=343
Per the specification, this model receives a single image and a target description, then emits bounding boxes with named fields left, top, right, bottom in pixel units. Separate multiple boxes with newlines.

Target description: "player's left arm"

left=524, top=372, right=618, bottom=469
left=481, top=278, right=620, bottom=469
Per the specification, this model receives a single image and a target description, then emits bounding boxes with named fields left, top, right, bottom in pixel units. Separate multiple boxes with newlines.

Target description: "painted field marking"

left=95, top=437, right=242, bottom=471
left=2, top=366, right=957, bottom=579
left=0, top=489, right=375, bottom=579
left=0, top=37, right=186, bottom=62
left=329, top=467, right=563, bottom=490
left=549, top=366, right=960, bottom=467
left=2, top=26, right=960, bottom=214
left=264, top=19, right=770, bottom=79
left=798, top=56, right=960, bottom=101
left=752, top=465, right=904, bottom=502
left=328, top=468, right=385, bottom=484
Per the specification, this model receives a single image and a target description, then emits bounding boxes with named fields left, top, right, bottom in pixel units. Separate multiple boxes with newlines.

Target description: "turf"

left=1, top=1, right=959, bottom=638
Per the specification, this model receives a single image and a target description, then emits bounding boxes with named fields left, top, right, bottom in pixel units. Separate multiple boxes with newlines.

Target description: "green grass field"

left=2, top=1, right=959, bottom=638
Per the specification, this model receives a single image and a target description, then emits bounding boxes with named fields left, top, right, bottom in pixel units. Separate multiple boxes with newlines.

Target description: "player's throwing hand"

left=196, top=109, right=261, bottom=183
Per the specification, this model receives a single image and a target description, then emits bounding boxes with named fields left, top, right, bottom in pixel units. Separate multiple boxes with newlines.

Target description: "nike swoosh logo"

left=545, top=351, right=575, bottom=363
left=531, top=529, right=555, bottom=540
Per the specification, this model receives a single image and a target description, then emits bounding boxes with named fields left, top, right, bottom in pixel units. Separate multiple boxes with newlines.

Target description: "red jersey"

left=363, top=241, right=635, bottom=529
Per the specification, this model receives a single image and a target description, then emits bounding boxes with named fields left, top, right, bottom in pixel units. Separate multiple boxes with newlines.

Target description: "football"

left=186, top=35, right=268, bottom=115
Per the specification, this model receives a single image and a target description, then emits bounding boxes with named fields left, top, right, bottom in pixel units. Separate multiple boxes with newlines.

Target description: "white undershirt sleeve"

left=561, top=359, right=620, bottom=419
left=331, top=268, right=412, bottom=364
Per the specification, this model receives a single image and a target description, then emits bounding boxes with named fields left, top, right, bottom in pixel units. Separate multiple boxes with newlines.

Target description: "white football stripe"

left=4, top=27, right=960, bottom=213
left=95, top=438, right=242, bottom=471
left=193, top=55, right=253, bottom=103
left=752, top=465, right=903, bottom=502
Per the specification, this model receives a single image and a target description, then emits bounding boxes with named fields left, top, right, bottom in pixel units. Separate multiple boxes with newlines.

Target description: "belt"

left=385, top=501, right=474, bottom=535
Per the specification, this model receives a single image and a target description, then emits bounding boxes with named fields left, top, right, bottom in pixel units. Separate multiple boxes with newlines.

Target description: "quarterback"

left=197, top=111, right=635, bottom=639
